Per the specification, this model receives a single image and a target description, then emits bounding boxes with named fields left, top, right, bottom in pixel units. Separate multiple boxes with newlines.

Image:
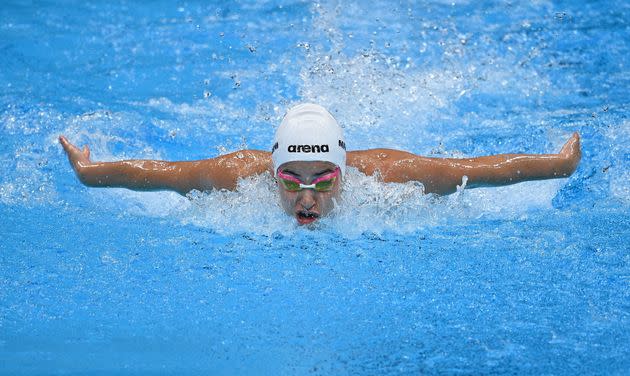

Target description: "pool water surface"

left=1, top=0, right=629, bottom=374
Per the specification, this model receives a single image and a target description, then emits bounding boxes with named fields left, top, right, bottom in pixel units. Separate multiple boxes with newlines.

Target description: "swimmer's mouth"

left=296, top=210, right=320, bottom=225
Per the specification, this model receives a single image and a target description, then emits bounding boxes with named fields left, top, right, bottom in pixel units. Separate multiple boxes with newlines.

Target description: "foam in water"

left=607, top=120, right=630, bottom=204
left=139, top=166, right=563, bottom=238
left=0, top=107, right=61, bottom=206
left=180, top=172, right=293, bottom=236
left=296, top=1, right=559, bottom=155
left=173, top=168, right=451, bottom=237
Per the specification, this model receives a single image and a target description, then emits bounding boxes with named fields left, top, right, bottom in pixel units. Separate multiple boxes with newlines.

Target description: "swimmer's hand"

left=59, top=135, right=93, bottom=183
left=558, top=132, right=581, bottom=176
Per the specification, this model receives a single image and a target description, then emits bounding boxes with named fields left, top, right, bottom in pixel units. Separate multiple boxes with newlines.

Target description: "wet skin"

left=276, top=161, right=341, bottom=225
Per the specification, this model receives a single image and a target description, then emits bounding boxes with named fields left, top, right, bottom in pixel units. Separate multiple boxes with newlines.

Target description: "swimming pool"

left=1, top=0, right=628, bottom=374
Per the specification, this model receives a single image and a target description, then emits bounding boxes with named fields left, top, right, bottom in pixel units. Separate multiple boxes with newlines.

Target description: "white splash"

left=607, top=120, right=630, bottom=205
left=123, top=166, right=560, bottom=238
left=178, top=172, right=294, bottom=236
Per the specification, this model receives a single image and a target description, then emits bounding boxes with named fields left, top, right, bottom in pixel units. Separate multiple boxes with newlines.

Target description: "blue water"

left=1, top=0, right=629, bottom=374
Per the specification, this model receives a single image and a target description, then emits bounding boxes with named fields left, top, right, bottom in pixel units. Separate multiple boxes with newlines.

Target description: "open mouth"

left=296, top=210, right=320, bottom=225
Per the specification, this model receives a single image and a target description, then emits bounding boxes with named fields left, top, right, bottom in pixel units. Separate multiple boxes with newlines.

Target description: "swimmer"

left=60, top=103, right=581, bottom=225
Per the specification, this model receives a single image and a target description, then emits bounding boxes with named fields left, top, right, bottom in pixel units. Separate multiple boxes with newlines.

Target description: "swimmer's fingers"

left=559, top=132, right=580, bottom=157
left=559, top=132, right=581, bottom=174
left=59, top=135, right=81, bottom=161
left=82, top=145, right=91, bottom=160
left=59, top=135, right=78, bottom=154
left=59, top=135, right=92, bottom=169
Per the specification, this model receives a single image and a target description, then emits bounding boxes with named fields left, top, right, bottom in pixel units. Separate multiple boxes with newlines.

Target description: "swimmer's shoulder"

left=213, top=149, right=273, bottom=175
left=189, top=150, right=273, bottom=190
left=347, top=149, right=416, bottom=176
left=348, top=148, right=413, bottom=160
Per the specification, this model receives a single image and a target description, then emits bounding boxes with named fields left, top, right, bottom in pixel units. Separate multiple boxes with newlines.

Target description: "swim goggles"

left=277, top=167, right=340, bottom=192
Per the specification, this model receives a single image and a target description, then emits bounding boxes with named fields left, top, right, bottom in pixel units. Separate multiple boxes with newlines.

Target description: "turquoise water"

left=1, top=1, right=629, bottom=374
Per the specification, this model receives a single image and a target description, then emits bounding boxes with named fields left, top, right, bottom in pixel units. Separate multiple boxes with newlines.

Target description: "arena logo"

left=288, top=144, right=330, bottom=153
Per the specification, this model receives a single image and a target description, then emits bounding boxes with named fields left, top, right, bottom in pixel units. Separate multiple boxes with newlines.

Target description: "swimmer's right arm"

left=347, top=133, right=581, bottom=195
left=59, top=136, right=272, bottom=195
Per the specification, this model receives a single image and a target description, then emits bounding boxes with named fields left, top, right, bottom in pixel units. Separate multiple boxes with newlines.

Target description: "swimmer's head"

left=272, top=104, right=346, bottom=224
left=272, top=103, right=346, bottom=177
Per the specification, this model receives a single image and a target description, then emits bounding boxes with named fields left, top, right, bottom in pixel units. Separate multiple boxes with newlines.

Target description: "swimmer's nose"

left=298, top=190, right=316, bottom=210
left=301, top=201, right=315, bottom=210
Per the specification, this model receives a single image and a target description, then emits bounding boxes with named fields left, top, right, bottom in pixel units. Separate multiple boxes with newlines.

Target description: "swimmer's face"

left=276, top=161, right=342, bottom=225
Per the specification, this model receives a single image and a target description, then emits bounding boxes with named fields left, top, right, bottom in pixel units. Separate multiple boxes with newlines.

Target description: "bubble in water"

left=297, top=42, right=311, bottom=50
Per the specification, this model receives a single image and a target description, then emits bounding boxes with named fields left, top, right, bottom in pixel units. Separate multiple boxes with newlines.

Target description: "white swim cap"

left=272, top=103, right=346, bottom=176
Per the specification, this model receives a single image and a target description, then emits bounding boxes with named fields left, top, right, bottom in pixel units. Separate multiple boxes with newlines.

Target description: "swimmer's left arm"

left=59, top=136, right=272, bottom=194
left=347, top=133, right=581, bottom=195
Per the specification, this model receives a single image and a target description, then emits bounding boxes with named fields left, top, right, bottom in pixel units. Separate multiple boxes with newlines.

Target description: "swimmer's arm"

left=347, top=133, right=581, bottom=195
left=59, top=136, right=272, bottom=195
